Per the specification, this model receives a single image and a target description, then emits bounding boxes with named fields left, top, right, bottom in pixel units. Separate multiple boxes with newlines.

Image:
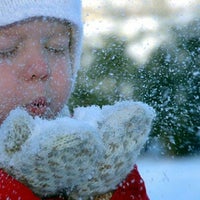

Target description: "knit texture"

left=0, top=107, right=103, bottom=197
left=0, top=165, right=150, bottom=200
left=71, top=101, right=155, bottom=198
left=0, top=101, right=155, bottom=199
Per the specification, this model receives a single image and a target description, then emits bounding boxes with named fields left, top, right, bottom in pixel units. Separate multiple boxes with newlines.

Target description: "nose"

left=25, top=59, right=50, bottom=81
left=21, top=44, right=50, bottom=81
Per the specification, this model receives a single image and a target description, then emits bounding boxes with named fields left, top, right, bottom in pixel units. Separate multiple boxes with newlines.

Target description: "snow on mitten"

left=0, top=107, right=34, bottom=166
left=72, top=101, right=155, bottom=198
left=0, top=107, right=104, bottom=198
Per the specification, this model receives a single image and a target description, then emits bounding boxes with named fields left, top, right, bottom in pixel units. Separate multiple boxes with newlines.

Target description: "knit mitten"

left=0, top=101, right=155, bottom=199
left=72, top=101, right=155, bottom=198
left=0, top=107, right=103, bottom=197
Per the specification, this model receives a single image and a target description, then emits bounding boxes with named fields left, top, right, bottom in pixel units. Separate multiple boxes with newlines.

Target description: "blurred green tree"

left=69, top=36, right=138, bottom=107
left=69, top=20, right=200, bottom=156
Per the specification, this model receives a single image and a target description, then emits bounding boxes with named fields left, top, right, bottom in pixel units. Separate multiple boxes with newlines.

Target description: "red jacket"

left=0, top=165, right=149, bottom=200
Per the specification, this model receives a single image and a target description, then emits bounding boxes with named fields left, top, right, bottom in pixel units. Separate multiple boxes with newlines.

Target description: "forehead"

left=0, top=17, right=69, bottom=37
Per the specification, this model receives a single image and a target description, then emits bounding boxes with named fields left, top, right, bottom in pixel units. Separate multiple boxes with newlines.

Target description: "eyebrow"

left=0, top=34, right=22, bottom=49
left=0, top=30, right=14, bottom=37
left=0, top=25, right=22, bottom=38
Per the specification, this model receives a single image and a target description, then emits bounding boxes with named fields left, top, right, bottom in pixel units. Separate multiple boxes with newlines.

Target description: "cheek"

left=0, top=70, right=20, bottom=123
left=52, top=69, right=71, bottom=94
left=50, top=59, right=72, bottom=104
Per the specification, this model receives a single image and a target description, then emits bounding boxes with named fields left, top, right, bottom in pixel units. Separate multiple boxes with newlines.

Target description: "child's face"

left=0, top=18, right=72, bottom=123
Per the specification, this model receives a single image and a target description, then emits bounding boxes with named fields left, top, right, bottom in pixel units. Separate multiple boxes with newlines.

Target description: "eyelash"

left=0, top=45, right=66, bottom=59
left=0, top=46, right=18, bottom=59
left=44, top=46, right=66, bottom=55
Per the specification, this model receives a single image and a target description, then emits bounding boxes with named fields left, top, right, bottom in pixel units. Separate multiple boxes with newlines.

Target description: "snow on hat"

left=0, top=0, right=83, bottom=87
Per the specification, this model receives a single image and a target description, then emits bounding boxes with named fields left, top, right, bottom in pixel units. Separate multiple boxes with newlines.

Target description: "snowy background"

left=82, top=0, right=200, bottom=64
left=79, top=1, right=200, bottom=199
left=138, top=156, right=200, bottom=200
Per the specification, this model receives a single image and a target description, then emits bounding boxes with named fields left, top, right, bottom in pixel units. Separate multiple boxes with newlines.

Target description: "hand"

left=0, top=101, right=155, bottom=199
left=0, top=107, right=103, bottom=197
left=72, top=101, right=155, bottom=198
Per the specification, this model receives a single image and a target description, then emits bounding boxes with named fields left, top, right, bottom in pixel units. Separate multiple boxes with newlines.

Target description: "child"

left=0, top=0, right=151, bottom=199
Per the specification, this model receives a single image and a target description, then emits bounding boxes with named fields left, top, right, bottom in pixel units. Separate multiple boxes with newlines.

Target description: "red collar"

left=0, top=169, right=40, bottom=200
left=0, top=165, right=149, bottom=200
left=111, top=165, right=149, bottom=200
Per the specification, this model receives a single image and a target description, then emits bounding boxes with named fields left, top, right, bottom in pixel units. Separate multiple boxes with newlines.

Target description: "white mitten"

left=0, top=107, right=104, bottom=197
left=73, top=101, right=155, bottom=198
left=0, top=101, right=155, bottom=199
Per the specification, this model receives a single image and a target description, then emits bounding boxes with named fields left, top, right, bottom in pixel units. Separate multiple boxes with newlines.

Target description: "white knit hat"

left=0, top=0, right=83, bottom=86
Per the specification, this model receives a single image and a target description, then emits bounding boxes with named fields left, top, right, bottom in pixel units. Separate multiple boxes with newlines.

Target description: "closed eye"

left=0, top=46, right=18, bottom=59
left=45, top=46, right=66, bottom=55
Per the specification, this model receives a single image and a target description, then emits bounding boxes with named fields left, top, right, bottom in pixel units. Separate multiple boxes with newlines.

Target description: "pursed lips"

left=25, top=96, right=49, bottom=116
